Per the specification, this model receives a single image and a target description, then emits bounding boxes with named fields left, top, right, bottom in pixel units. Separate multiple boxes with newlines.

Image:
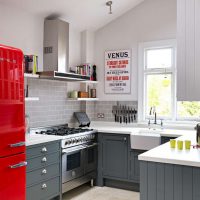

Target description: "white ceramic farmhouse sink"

left=131, top=129, right=162, bottom=150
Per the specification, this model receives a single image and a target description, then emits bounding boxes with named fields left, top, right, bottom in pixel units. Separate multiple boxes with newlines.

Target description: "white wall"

left=0, top=4, right=82, bottom=71
left=94, top=0, right=177, bottom=101
left=0, top=4, right=44, bottom=70
left=81, top=30, right=95, bottom=64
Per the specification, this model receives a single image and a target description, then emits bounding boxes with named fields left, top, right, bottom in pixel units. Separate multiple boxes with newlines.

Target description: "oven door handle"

left=84, top=143, right=98, bottom=148
left=62, top=146, right=87, bottom=154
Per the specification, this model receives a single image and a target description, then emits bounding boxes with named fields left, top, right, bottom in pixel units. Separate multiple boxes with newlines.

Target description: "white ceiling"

left=0, top=0, right=144, bottom=31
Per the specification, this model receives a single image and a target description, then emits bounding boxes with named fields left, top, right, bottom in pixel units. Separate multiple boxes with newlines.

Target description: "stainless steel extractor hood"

left=38, top=19, right=90, bottom=81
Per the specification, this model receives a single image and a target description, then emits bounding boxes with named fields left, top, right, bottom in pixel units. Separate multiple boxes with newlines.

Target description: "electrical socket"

left=97, top=113, right=105, bottom=118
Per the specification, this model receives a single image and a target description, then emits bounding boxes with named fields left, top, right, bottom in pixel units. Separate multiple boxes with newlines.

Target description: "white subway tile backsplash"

left=25, top=79, right=138, bottom=127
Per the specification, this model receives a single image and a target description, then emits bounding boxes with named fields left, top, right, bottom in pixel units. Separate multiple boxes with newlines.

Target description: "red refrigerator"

left=0, top=44, right=26, bottom=200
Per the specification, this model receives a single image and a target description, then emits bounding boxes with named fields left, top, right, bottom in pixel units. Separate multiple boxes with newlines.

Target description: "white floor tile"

left=62, top=185, right=140, bottom=200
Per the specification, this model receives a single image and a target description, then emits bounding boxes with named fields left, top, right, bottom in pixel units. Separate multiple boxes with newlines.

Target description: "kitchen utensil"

left=123, top=106, right=126, bottom=123
left=131, top=108, right=134, bottom=122
left=133, top=108, right=137, bottom=121
left=120, top=104, right=122, bottom=123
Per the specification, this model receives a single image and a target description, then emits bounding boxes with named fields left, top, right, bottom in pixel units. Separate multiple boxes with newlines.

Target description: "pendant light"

left=162, top=68, right=170, bottom=87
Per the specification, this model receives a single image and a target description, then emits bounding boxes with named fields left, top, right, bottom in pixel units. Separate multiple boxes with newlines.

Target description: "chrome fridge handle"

left=10, top=161, right=27, bottom=169
left=10, top=142, right=25, bottom=148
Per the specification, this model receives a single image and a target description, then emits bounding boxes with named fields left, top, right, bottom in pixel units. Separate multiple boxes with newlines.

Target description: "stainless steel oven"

left=62, top=142, right=97, bottom=184
left=30, top=124, right=98, bottom=193
left=62, top=145, right=85, bottom=183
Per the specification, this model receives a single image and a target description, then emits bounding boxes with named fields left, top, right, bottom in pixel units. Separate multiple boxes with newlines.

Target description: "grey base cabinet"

left=102, top=134, right=128, bottom=180
left=161, top=136, right=177, bottom=144
left=140, top=161, right=200, bottom=200
left=26, top=140, right=62, bottom=200
left=130, top=150, right=145, bottom=183
left=98, top=133, right=144, bottom=190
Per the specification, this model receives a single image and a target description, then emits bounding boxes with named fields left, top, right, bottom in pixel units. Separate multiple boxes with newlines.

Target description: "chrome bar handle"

left=10, top=161, right=27, bottom=169
left=10, top=142, right=25, bottom=148
left=84, top=143, right=98, bottom=148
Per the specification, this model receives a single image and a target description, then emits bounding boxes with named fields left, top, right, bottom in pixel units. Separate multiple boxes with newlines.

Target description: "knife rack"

left=112, top=105, right=137, bottom=124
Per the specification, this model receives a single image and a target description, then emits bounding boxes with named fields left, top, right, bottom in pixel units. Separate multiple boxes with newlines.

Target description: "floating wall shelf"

left=25, top=97, right=39, bottom=101
left=67, top=98, right=99, bottom=101
left=24, top=73, right=39, bottom=78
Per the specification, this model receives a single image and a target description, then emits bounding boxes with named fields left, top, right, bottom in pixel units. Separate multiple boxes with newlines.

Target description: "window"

left=177, top=102, right=200, bottom=119
left=139, top=40, right=200, bottom=121
left=146, top=74, right=172, bottom=118
left=138, top=40, right=176, bottom=121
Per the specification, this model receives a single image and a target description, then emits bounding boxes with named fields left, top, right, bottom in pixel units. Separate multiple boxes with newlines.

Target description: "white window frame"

left=138, top=40, right=177, bottom=122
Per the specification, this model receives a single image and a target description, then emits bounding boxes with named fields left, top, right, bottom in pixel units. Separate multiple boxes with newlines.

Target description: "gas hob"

left=30, top=124, right=97, bottom=148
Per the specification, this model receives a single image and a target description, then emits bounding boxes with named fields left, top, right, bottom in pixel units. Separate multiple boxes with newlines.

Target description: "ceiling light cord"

left=106, top=1, right=113, bottom=14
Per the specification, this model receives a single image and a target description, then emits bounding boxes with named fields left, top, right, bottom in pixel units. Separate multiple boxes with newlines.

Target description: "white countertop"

left=26, top=134, right=62, bottom=146
left=90, top=122, right=192, bottom=137
left=138, top=132, right=200, bottom=167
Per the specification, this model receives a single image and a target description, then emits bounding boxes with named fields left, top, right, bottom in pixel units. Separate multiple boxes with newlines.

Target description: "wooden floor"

left=62, top=184, right=140, bottom=200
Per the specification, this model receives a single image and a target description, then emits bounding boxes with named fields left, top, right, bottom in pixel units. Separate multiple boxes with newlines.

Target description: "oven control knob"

left=68, top=139, right=72, bottom=144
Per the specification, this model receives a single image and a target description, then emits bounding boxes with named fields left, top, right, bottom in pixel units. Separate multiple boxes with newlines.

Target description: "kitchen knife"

left=131, top=108, right=134, bottom=122
left=128, top=107, right=131, bottom=123
left=119, top=104, right=122, bottom=123
left=133, top=108, right=137, bottom=121
left=123, top=106, right=126, bottom=123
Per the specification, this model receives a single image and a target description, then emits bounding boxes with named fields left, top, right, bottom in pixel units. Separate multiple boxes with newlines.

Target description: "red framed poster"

left=105, top=49, right=131, bottom=94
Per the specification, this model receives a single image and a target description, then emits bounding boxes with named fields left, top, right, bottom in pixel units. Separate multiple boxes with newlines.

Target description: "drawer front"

left=27, top=163, right=60, bottom=187
left=27, top=142, right=60, bottom=158
left=26, top=177, right=60, bottom=200
left=27, top=151, right=60, bottom=172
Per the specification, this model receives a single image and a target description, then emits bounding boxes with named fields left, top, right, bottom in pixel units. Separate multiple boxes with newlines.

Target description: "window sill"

left=138, top=120, right=197, bottom=130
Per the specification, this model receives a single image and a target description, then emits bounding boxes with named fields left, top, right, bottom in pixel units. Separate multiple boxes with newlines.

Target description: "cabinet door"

left=102, top=135, right=128, bottom=180
left=130, top=150, right=145, bottom=183
left=161, top=136, right=177, bottom=144
left=177, top=0, right=200, bottom=100
left=0, top=153, right=26, bottom=200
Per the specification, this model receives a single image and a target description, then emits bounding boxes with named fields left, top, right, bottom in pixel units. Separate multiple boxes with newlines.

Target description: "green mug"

left=170, top=139, right=176, bottom=148
left=177, top=140, right=183, bottom=150
left=185, top=140, right=191, bottom=150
